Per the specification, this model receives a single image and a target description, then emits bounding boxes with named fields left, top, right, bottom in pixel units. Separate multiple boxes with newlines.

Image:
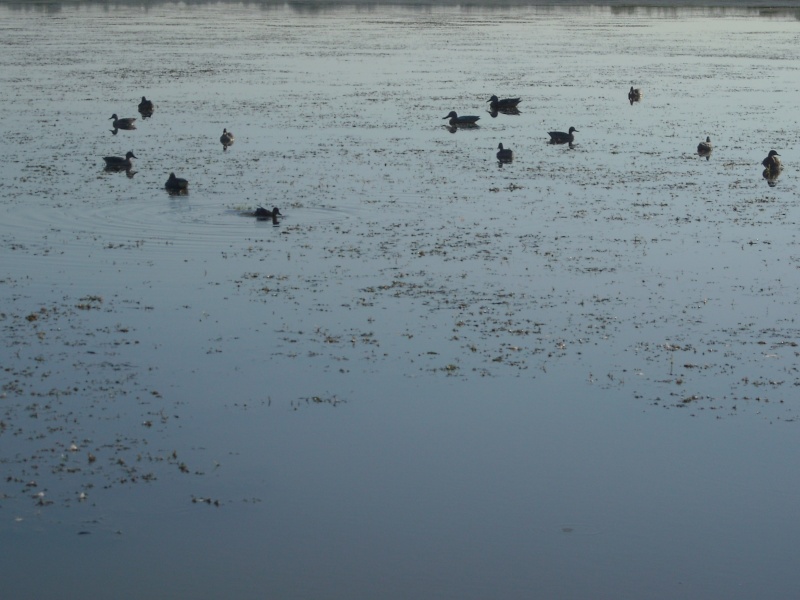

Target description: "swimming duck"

left=443, top=111, right=480, bottom=126
left=165, top=172, right=189, bottom=192
left=488, top=95, right=521, bottom=111
left=697, top=136, right=712, bottom=155
left=220, top=128, right=235, bottom=150
left=496, top=143, right=513, bottom=162
left=138, top=96, right=154, bottom=114
left=548, top=126, right=578, bottom=145
left=110, top=114, right=136, bottom=130
left=628, top=87, right=643, bottom=103
left=762, top=150, right=782, bottom=173
left=103, top=151, right=137, bottom=169
left=254, top=206, right=282, bottom=219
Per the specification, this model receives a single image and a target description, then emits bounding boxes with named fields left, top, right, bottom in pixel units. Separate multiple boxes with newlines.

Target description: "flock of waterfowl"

left=103, top=87, right=785, bottom=207
left=101, top=96, right=279, bottom=217
left=447, top=89, right=784, bottom=184
left=445, top=94, right=581, bottom=164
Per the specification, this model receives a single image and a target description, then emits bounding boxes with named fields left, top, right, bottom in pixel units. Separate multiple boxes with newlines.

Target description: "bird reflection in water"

left=763, top=170, right=780, bottom=187
left=488, top=106, right=521, bottom=118
left=103, top=164, right=137, bottom=178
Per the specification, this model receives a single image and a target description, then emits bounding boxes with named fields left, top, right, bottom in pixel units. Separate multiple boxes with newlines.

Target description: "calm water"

left=1, top=2, right=800, bottom=598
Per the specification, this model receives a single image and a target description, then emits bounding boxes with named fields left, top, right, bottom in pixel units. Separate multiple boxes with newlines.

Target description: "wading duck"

left=697, top=136, right=712, bottom=155
left=762, top=150, right=782, bottom=173
left=488, top=95, right=521, bottom=111
left=628, top=87, right=643, bottom=103
left=103, top=151, right=137, bottom=169
left=138, top=96, right=155, bottom=115
left=220, top=128, right=235, bottom=150
left=110, top=114, right=136, bottom=130
left=165, top=172, right=189, bottom=192
left=443, top=111, right=480, bottom=127
left=496, top=143, right=513, bottom=162
left=548, top=126, right=578, bottom=145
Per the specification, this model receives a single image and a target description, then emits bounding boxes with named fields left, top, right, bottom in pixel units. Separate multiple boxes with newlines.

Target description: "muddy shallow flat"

left=1, top=2, right=800, bottom=598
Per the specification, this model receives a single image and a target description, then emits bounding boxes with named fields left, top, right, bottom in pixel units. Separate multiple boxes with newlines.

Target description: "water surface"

left=1, top=3, right=800, bottom=599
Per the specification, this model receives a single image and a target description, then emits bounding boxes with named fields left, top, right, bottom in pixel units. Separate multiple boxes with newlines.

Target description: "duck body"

left=628, top=87, right=643, bottom=103
left=488, top=95, right=521, bottom=111
left=165, top=172, right=189, bottom=192
left=110, top=113, right=136, bottom=130
left=548, top=126, right=578, bottom=144
left=138, top=96, right=154, bottom=115
left=443, top=111, right=480, bottom=126
left=254, top=206, right=282, bottom=219
left=762, top=150, right=782, bottom=173
left=697, top=136, right=712, bottom=154
left=496, top=143, right=513, bottom=162
left=103, top=151, right=137, bottom=169
left=220, top=128, right=235, bottom=149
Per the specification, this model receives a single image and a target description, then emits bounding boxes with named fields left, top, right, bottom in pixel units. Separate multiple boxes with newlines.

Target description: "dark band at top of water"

left=3, top=0, right=800, bottom=13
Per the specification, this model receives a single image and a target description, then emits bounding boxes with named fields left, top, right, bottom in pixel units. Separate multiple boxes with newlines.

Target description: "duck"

left=138, top=96, right=155, bottom=114
left=697, top=136, right=712, bottom=155
left=628, top=86, right=643, bottom=103
left=762, top=150, right=782, bottom=173
left=443, top=111, right=480, bottom=126
left=220, top=128, right=235, bottom=150
left=103, top=151, right=137, bottom=169
left=165, top=172, right=189, bottom=192
left=488, top=95, right=521, bottom=111
left=110, top=114, right=136, bottom=130
left=496, top=143, right=513, bottom=162
left=548, top=126, right=578, bottom=145
left=254, top=206, right=282, bottom=219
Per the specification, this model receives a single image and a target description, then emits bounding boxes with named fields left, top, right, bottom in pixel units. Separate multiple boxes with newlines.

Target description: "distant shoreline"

left=1, top=0, right=799, bottom=8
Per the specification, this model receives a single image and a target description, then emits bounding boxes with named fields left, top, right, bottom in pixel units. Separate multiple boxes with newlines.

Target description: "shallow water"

left=2, top=2, right=800, bottom=598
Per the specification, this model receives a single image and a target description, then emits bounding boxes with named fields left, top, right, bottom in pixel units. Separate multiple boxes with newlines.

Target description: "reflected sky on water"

left=1, top=3, right=800, bottom=599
